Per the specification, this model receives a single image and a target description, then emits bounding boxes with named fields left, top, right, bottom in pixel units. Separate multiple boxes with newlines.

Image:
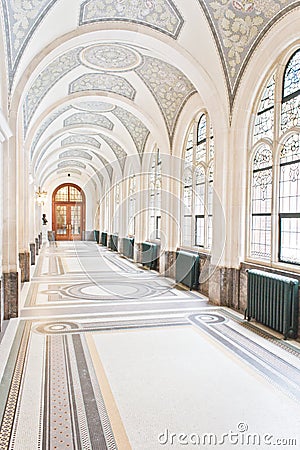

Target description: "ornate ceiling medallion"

left=73, top=101, right=116, bottom=113
left=80, top=44, right=142, bottom=72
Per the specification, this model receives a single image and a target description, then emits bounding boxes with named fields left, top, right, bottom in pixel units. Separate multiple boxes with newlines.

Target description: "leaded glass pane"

left=186, top=127, right=194, bottom=149
left=184, top=185, right=192, bottom=214
left=71, top=205, right=81, bottom=235
left=253, top=74, right=275, bottom=143
left=183, top=215, right=192, bottom=247
left=197, top=114, right=206, bottom=143
left=251, top=215, right=272, bottom=260
left=280, top=135, right=300, bottom=214
left=185, top=146, right=193, bottom=165
left=253, top=146, right=273, bottom=170
left=195, top=216, right=205, bottom=247
left=279, top=217, right=300, bottom=264
left=209, top=135, right=215, bottom=160
left=55, top=186, right=68, bottom=202
left=196, top=142, right=206, bottom=163
left=250, top=146, right=272, bottom=261
left=253, top=109, right=274, bottom=143
left=69, top=186, right=82, bottom=202
left=258, top=74, right=275, bottom=113
left=195, top=167, right=205, bottom=215
left=280, top=133, right=300, bottom=164
left=281, top=94, right=300, bottom=133
left=283, top=50, right=300, bottom=98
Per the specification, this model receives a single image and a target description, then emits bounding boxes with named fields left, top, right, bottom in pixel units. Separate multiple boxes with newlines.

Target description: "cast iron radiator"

left=175, top=250, right=200, bottom=290
left=101, top=232, right=107, bottom=246
left=122, top=237, right=134, bottom=259
left=141, top=242, right=158, bottom=270
left=246, top=269, right=299, bottom=339
left=109, top=234, right=118, bottom=252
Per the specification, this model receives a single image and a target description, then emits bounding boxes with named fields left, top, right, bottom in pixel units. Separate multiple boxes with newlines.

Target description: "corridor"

left=0, top=242, right=299, bottom=449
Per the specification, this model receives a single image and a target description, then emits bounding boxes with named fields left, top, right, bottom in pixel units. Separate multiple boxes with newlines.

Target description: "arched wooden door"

left=52, top=184, right=86, bottom=241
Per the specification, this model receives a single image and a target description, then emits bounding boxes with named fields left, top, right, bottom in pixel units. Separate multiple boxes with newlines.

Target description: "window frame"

left=248, top=47, right=300, bottom=271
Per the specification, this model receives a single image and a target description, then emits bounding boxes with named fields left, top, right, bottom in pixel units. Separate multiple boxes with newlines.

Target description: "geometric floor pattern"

left=0, top=242, right=300, bottom=449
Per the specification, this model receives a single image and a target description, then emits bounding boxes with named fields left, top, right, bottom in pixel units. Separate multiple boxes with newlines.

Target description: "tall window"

left=249, top=49, right=300, bottom=265
left=182, top=112, right=214, bottom=249
left=128, top=174, right=136, bottom=236
left=149, top=148, right=161, bottom=239
left=113, top=182, right=120, bottom=233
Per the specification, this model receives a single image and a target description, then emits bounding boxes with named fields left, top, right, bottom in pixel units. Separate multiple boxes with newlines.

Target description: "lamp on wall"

left=36, top=186, right=47, bottom=205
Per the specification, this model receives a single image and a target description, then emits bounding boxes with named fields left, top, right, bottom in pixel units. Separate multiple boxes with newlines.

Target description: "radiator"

left=109, top=234, right=118, bottom=252
left=176, top=250, right=200, bottom=290
left=122, top=237, right=134, bottom=259
left=101, top=232, right=107, bottom=246
left=141, top=242, right=158, bottom=270
left=246, top=269, right=299, bottom=339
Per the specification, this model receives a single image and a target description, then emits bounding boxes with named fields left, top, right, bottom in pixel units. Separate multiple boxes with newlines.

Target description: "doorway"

left=52, top=184, right=86, bottom=240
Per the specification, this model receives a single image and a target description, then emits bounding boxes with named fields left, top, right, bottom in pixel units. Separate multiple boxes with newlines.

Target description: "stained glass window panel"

left=283, top=50, right=300, bottom=98
left=258, top=74, right=275, bottom=113
left=279, top=216, right=300, bottom=264
left=197, top=115, right=206, bottom=143
left=253, top=109, right=274, bottom=143
left=281, top=96, right=300, bottom=132
left=251, top=215, right=272, bottom=260
left=195, top=216, right=205, bottom=247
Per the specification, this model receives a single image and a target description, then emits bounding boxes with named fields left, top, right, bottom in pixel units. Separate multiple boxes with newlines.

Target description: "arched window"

left=128, top=174, right=136, bottom=236
left=149, top=147, right=161, bottom=239
left=182, top=112, right=214, bottom=249
left=249, top=48, right=300, bottom=265
left=113, top=182, right=120, bottom=233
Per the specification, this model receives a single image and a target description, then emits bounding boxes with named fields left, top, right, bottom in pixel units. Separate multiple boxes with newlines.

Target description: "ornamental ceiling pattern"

left=69, top=73, right=136, bottom=100
left=112, top=107, right=150, bottom=157
left=80, top=44, right=142, bottom=71
left=59, top=150, right=93, bottom=160
left=30, top=105, right=73, bottom=158
left=63, top=112, right=114, bottom=130
left=58, top=160, right=86, bottom=169
left=79, top=0, right=184, bottom=39
left=1, top=0, right=58, bottom=88
left=198, top=0, right=300, bottom=106
left=24, top=48, right=82, bottom=132
left=136, top=56, right=196, bottom=136
left=73, top=101, right=116, bottom=113
left=62, top=135, right=101, bottom=148
left=98, top=133, right=127, bottom=171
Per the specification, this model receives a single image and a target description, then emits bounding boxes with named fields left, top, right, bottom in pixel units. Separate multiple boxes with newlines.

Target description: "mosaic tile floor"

left=1, top=242, right=300, bottom=449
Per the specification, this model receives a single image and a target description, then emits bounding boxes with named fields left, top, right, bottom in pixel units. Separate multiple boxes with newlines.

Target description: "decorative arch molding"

left=79, top=0, right=184, bottom=39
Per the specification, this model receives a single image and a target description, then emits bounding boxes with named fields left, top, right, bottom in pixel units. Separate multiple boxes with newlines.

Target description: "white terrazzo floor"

left=0, top=241, right=299, bottom=450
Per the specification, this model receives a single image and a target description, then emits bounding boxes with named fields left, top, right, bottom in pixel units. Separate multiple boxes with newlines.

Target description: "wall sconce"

left=36, top=186, right=47, bottom=205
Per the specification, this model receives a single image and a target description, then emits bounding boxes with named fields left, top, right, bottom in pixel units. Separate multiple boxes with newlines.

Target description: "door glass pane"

left=55, top=187, right=68, bottom=202
left=71, top=205, right=81, bottom=235
left=69, top=186, right=82, bottom=201
left=56, top=205, right=67, bottom=235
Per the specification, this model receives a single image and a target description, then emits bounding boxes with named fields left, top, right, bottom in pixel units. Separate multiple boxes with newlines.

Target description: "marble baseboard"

left=35, top=238, right=39, bottom=256
left=19, top=251, right=30, bottom=283
left=160, top=251, right=177, bottom=278
left=3, top=272, right=19, bottom=319
left=30, top=243, right=36, bottom=265
left=135, top=243, right=142, bottom=264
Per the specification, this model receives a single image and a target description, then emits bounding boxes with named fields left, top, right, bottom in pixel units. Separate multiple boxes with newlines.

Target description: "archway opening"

left=52, top=183, right=86, bottom=241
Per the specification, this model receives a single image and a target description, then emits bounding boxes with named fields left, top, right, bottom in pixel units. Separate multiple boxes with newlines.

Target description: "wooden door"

left=52, top=184, right=85, bottom=241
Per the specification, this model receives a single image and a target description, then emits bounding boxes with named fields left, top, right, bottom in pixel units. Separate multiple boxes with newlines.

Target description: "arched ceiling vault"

left=1, top=0, right=299, bottom=188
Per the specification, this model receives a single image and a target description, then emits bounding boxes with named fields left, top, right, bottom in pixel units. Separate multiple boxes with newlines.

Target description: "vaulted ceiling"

left=1, top=0, right=299, bottom=191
